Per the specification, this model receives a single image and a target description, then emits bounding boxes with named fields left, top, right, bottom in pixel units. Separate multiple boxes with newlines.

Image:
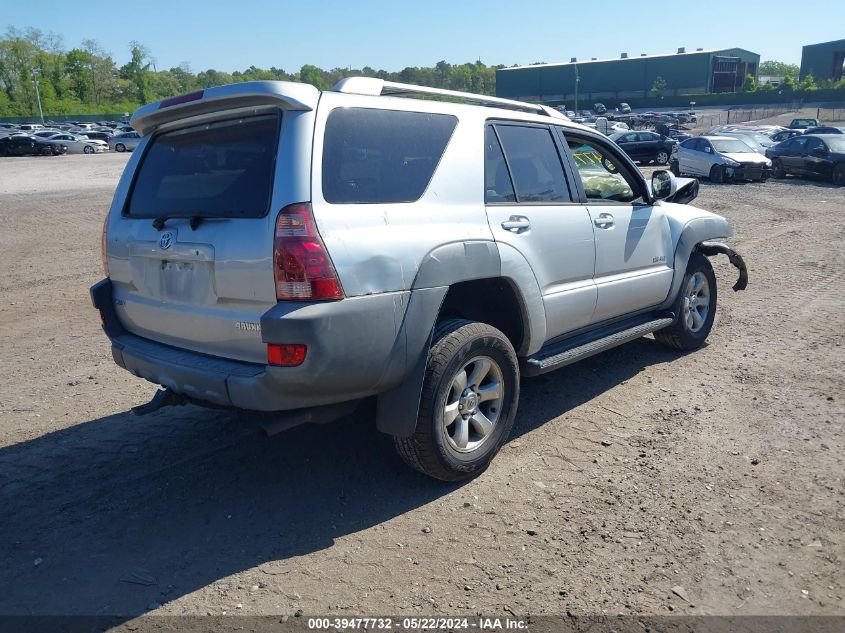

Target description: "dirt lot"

left=0, top=149, right=842, bottom=621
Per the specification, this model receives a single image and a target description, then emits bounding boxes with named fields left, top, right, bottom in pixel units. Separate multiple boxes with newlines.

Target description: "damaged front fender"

left=697, top=241, right=748, bottom=291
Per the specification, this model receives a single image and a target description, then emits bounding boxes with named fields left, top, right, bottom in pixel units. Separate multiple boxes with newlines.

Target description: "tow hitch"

left=698, top=241, right=748, bottom=292
left=131, top=388, right=188, bottom=416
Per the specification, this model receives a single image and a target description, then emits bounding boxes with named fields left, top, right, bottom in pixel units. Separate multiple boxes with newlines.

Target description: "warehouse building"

left=496, top=47, right=760, bottom=104
left=800, top=39, right=845, bottom=82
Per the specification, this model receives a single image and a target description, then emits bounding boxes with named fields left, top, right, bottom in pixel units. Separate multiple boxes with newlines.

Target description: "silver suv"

left=92, top=78, right=747, bottom=481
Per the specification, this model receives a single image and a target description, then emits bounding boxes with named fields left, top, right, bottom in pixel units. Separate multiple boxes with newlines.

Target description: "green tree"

left=798, top=73, right=817, bottom=91
left=120, top=41, right=152, bottom=103
left=650, top=75, right=667, bottom=98
left=759, top=60, right=799, bottom=79
left=742, top=73, right=756, bottom=92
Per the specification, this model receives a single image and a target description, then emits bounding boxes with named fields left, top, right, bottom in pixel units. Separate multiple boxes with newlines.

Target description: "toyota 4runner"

left=92, top=78, right=747, bottom=481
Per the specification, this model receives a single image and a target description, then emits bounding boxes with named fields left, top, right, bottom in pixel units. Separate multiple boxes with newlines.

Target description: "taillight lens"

left=273, top=202, right=343, bottom=301
left=101, top=214, right=109, bottom=277
left=267, top=344, right=307, bottom=367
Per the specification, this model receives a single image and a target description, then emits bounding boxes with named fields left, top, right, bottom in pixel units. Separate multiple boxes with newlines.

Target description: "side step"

left=523, top=316, right=674, bottom=377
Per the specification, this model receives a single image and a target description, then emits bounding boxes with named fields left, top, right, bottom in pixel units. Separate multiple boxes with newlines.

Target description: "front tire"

left=709, top=164, right=725, bottom=184
left=393, top=319, right=519, bottom=481
left=772, top=158, right=786, bottom=179
left=654, top=253, right=717, bottom=351
left=83, top=145, right=94, bottom=154
left=115, top=143, right=126, bottom=152
left=670, top=160, right=680, bottom=176
left=655, top=150, right=670, bottom=165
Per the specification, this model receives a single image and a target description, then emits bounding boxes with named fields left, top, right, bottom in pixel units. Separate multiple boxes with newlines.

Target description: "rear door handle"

left=594, top=213, right=615, bottom=228
left=501, top=216, right=530, bottom=232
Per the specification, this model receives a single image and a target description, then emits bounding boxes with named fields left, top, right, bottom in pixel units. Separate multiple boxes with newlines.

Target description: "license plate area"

left=129, top=241, right=216, bottom=304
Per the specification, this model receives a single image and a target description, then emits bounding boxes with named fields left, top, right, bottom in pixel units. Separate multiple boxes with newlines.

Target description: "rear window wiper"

left=152, top=214, right=205, bottom=231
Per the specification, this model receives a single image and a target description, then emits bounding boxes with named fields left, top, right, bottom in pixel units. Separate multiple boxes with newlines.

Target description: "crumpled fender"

left=697, top=241, right=749, bottom=291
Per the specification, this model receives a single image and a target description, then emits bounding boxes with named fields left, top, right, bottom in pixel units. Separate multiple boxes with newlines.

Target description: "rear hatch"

left=106, top=83, right=318, bottom=363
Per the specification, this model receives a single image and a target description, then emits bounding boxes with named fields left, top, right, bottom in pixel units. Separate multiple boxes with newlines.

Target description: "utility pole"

left=574, top=63, right=580, bottom=114
left=32, top=69, right=45, bottom=124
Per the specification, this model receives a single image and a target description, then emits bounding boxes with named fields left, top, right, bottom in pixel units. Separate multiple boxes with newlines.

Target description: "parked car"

left=770, top=129, right=804, bottom=143
left=789, top=118, right=820, bottom=129
left=803, top=126, right=844, bottom=135
left=671, top=135, right=771, bottom=182
left=765, top=134, right=845, bottom=185
left=42, top=133, right=108, bottom=154
left=92, top=78, right=747, bottom=481
left=81, top=131, right=114, bottom=143
left=716, top=130, right=775, bottom=152
left=593, top=102, right=607, bottom=114
left=609, top=130, right=675, bottom=165
left=109, top=130, right=141, bottom=152
left=17, top=123, right=44, bottom=132
left=0, top=135, right=67, bottom=156
left=618, top=102, right=631, bottom=114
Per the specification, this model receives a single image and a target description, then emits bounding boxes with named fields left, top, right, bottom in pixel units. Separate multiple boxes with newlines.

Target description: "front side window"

left=127, top=112, right=280, bottom=219
left=566, top=137, right=638, bottom=203
left=322, top=108, right=457, bottom=204
left=495, top=125, right=570, bottom=203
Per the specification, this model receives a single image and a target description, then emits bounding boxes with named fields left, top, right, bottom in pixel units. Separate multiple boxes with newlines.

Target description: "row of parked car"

left=0, top=121, right=141, bottom=156
left=667, top=119, right=844, bottom=185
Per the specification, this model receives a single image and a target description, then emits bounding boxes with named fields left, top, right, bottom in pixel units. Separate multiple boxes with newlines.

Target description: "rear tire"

left=833, top=163, right=845, bottom=186
left=709, top=164, right=725, bottom=184
left=393, top=319, right=519, bottom=481
left=772, top=158, right=786, bottom=179
left=654, top=252, right=717, bottom=351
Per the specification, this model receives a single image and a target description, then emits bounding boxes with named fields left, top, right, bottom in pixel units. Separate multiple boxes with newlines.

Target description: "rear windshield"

left=322, top=108, right=457, bottom=204
left=126, top=112, right=280, bottom=218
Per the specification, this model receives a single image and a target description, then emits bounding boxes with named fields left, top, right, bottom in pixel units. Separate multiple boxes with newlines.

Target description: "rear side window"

left=127, top=113, right=280, bottom=219
left=495, top=125, right=570, bottom=203
left=322, top=108, right=457, bottom=204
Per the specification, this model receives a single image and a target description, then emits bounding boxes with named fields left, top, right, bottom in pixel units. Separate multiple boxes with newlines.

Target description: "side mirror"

left=652, top=170, right=678, bottom=201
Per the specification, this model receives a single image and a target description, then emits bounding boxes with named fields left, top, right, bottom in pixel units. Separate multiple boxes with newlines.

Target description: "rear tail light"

left=267, top=344, right=307, bottom=367
left=101, top=214, right=109, bottom=277
left=273, top=202, right=343, bottom=301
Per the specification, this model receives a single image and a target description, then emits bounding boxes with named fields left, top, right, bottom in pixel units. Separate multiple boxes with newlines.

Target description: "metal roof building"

left=496, top=47, right=760, bottom=105
left=800, top=39, right=845, bottom=82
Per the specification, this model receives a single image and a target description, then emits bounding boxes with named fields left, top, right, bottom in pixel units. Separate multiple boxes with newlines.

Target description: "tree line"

left=3, top=26, right=841, bottom=118
left=0, top=27, right=501, bottom=117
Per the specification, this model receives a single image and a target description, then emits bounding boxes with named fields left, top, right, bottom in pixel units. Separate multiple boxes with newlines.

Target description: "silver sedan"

left=109, top=131, right=141, bottom=152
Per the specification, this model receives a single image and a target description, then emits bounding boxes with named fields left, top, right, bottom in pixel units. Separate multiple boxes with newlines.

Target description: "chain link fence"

left=816, top=106, right=844, bottom=122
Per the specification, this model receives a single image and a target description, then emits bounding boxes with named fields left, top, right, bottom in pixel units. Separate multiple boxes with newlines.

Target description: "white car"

left=671, top=135, right=772, bottom=183
left=42, top=133, right=108, bottom=154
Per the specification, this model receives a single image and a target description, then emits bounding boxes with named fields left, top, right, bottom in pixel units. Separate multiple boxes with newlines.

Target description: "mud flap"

left=698, top=241, right=748, bottom=291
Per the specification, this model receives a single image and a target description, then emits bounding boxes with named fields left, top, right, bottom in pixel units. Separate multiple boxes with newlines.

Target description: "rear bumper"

left=91, top=279, right=411, bottom=411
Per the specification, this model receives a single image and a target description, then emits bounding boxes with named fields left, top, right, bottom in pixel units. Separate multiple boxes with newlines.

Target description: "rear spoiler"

left=130, top=81, right=320, bottom=135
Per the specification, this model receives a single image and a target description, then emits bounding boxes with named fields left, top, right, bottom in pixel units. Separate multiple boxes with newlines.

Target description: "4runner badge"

left=159, top=231, right=174, bottom=250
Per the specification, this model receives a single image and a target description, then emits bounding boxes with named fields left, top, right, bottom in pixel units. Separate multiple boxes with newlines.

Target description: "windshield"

left=711, top=139, right=756, bottom=153
left=826, top=138, right=845, bottom=152
left=127, top=112, right=280, bottom=219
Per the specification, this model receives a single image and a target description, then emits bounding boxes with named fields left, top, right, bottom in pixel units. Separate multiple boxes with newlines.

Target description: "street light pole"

left=32, top=69, right=45, bottom=124
left=574, top=63, right=580, bottom=114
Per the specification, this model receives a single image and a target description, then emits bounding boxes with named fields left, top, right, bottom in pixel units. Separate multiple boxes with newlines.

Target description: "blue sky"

left=5, top=1, right=844, bottom=72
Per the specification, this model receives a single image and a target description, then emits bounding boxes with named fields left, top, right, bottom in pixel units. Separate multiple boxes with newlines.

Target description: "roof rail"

left=331, top=77, right=565, bottom=119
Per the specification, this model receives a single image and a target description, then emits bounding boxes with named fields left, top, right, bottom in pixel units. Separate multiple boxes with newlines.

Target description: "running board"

left=523, top=317, right=674, bottom=376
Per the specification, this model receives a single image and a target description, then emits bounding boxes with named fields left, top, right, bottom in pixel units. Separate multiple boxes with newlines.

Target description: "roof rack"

left=331, top=77, right=565, bottom=119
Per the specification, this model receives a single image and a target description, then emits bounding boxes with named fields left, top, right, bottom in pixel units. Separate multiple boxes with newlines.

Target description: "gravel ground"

left=0, top=149, right=842, bottom=622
